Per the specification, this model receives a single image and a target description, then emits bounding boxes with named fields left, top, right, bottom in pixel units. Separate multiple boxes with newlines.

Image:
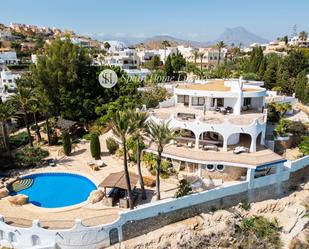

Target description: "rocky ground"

left=109, top=182, right=309, bottom=249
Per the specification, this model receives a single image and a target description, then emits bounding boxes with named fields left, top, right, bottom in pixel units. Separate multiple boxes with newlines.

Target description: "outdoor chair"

left=233, top=146, right=249, bottom=154
left=187, top=142, right=193, bottom=148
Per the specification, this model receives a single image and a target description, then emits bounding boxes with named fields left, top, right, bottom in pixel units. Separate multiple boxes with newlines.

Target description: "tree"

left=35, top=90, right=53, bottom=146
left=164, top=55, right=174, bottom=78
left=161, top=40, right=170, bottom=61
left=109, top=111, right=136, bottom=209
left=144, top=55, right=161, bottom=70
left=192, top=49, right=199, bottom=64
left=90, top=134, right=101, bottom=159
left=62, top=131, right=72, bottom=156
left=295, top=70, right=309, bottom=104
left=299, top=31, right=308, bottom=41
left=0, top=102, right=15, bottom=157
left=8, top=86, right=35, bottom=146
left=146, top=120, right=175, bottom=200
left=199, top=52, right=205, bottom=72
left=140, top=85, right=171, bottom=108
left=129, top=110, right=149, bottom=200
left=104, top=42, right=111, bottom=51
left=29, top=103, right=42, bottom=143
left=263, top=54, right=281, bottom=89
left=32, top=38, right=105, bottom=122
left=247, top=47, right=264, bottom=74
left=174, top=179, right=192, bottom=198
left=216, top=41, right=226, bottom=65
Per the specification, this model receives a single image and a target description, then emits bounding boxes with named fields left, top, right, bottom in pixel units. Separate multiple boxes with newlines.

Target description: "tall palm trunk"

left=33, top=112, right=41, bottom=143
left=200, top=58, right=203, bottom=72
left=123, top=142, right=134, bottom=209
left=156, top=150, right=162, bottom=201
left=45, top=116, right=51, bottom=146
left=1, top=121, right=11, bottom=158
left=218, top=48, right=221, bottom=65
left=24, top=113, right=33, bottom=147
left=136, top=140, right=146, bottom=200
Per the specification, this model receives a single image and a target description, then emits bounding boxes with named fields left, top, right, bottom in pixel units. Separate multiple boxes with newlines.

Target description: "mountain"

left=91, top=27, right=269, bottom=48
left=140, top=35, right=211, bottom=49
left=215, top=26, right=269, bottom=46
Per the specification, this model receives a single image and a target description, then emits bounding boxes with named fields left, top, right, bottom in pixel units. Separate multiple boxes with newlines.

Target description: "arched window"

left=31, top=235, right=40, bottom=246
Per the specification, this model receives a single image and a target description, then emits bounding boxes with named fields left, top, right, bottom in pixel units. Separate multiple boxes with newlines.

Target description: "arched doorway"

left=175, top=129, right=196, bottom=147
left=199, top=131, right=224, bottom=148
left=227, top=133, right=252, bottom=151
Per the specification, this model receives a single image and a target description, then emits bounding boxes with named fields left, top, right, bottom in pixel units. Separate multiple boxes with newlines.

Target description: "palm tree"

left=34, top=90, right=53, bottom=146
left=109, top=111, right=136, bottom=209
left=299, top=31, right=308, bottom=41
left=8, top=86, right=35, bottom=147
left=199, top=52, right=204, bottom=72
left=146, top=121, right=175, bottom=200
left=192, top=49, right=199, bottom=65
left=129, top=110, right=149, bottom=200
left=0, top=102, right=15, bottom=158
left=216, top=41, right=226, bottom=65
left=29, top=103, right=41, bottom=143
left=162, top=40, right=170, bottom=61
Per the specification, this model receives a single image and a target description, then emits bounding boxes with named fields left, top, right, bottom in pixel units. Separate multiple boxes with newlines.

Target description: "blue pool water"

left=11, top=173, right=97, bottom=208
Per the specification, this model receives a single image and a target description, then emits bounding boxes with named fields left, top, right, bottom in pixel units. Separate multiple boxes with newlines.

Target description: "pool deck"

left=0, top=131, right=176, bottom=229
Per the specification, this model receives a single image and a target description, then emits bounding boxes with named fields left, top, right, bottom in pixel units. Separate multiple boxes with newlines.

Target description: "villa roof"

left=176, top=81, right=258, bottom=92
left=99, top=171, right=139, bottom=190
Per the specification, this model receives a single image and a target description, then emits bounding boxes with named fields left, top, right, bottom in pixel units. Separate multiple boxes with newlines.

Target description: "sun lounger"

left=203, top=145, right=218, bottom=151
left=233, top=146, right=249, bottom=154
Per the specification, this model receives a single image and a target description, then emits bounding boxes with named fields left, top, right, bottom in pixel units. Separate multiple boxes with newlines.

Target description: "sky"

left=1, top=0, right=309, bottom=41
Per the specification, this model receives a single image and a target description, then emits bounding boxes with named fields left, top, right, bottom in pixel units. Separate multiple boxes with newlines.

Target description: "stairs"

left=9, top=178, right=34, bottom=192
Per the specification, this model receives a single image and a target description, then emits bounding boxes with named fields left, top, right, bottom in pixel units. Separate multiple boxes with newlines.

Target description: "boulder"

left=0, top=188, right=9, bottom=199
left=8, top=194, right=29, bottom=206
left=88, top=190, right=104, bottom=204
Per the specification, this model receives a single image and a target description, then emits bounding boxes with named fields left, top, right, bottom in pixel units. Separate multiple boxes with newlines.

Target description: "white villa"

left=145, top=78, right=284, bottom=181
left=0, top=69, right=19, bottom=92
left=104, top=48, right=140, bottom=69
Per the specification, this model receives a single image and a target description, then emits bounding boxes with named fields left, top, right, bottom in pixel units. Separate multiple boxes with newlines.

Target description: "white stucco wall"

left=0, top=156, right=307, bottom=249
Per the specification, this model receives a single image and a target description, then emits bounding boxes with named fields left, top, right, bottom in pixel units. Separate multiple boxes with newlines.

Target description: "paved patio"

left=0, top=131, right=178, bottom=228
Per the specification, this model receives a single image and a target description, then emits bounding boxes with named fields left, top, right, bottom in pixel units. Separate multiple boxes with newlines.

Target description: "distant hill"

left=215, top=26, right=269, bottom=46
left=92, top=27, right=269, bottom=48
left=140, top=35, right=211, bottom=49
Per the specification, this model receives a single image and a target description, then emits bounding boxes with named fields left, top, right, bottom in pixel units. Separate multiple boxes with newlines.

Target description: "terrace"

left=151, top=106, right=266, bottom=126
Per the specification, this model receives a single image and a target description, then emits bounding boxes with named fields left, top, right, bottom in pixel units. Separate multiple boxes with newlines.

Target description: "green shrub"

left=62, top=132, right=72, bottom=156
left=174, top=179, right=192, bottom=198
left=82, top=133, right=92, bottom=141
left=274, top=119, right=307, bottom=137
left=9, top=132, right=29, bottom=147
left=106, top=137, right=119, bottom=154
left=238, top=216, right=282, bottom=248
left=240, top=198, right=251, bottom=210
left=90, top=134, right=101, bottom=159
left=299, top=135, right=309, bottom=156
left=15, top=146, right=49, bottom=167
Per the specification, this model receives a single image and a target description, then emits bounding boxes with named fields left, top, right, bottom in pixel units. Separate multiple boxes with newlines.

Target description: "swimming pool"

left=10, top=173, right=97, bottom=208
